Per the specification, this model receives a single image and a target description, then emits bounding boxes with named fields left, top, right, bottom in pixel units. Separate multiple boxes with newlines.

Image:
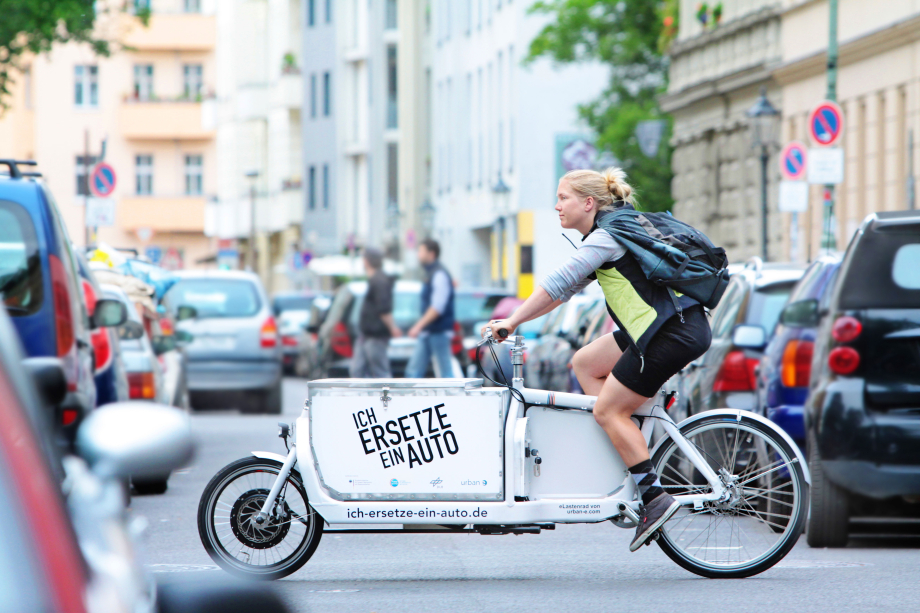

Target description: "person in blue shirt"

left=406, top=239, right=456, bottom=378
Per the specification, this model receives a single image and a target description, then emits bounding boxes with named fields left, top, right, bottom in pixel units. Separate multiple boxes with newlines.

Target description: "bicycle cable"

left=473, top=338, right=526, bottom=405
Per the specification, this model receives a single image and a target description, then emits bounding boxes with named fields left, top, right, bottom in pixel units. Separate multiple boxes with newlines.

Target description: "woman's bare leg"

left=571, top=335, right=623, bottom=397
left=592, top=374, right=651, bottom=467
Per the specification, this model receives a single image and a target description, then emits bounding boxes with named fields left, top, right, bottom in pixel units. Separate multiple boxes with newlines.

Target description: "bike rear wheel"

left=198, top=457, right=323, bottom=580
left=651, top=414, right=807, bottom=579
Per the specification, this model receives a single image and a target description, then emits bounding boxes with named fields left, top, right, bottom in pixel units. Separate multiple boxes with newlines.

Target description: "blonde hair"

left=562, top=167, right=635, bottom=211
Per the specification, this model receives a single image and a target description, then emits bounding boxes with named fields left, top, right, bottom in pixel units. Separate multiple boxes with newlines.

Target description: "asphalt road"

left=134, top=378, right=920, bottom=613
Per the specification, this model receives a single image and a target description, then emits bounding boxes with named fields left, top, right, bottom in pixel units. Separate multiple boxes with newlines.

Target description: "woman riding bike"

left=483, top=168, right=712, bottom=551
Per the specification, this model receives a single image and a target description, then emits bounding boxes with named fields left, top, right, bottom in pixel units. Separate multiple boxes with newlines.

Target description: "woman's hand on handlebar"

left=480, top=319, right=515, bottom=342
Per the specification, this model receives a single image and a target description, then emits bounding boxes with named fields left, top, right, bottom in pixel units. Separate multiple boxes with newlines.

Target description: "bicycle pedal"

left=646, top=531, right=661, bottom=546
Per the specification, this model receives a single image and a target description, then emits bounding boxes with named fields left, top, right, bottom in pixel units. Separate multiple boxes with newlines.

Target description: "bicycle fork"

left=254, top=446, right=298, bottom=526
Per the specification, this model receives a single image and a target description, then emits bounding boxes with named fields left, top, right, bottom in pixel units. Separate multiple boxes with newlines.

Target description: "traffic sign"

left=779, top=141, right=808, bottom=181
left=779, top=181, right=809, bottom=212
left=809, top=101, right=844, bottom=147
left=89, top=162, right=117, bottom=198
left=85, top=198, right=115, bottom=227
left=145, top=246, right=163, bottom=264
left=808, top=147, right=845, bottom=184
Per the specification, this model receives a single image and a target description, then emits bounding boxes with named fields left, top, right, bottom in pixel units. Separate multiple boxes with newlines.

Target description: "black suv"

left=801, top=210, right=920, bottom=547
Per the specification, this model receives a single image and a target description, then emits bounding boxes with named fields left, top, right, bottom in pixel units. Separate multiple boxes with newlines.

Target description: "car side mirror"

left=92, top=299, right=128, bottom=328
left=152, top=334, right=178, bottom=356
left=119, top=320, right=146, bottom=341
left=176, top=305, right=198, bottom=321
left=76, top=402, right=194, bottom=479
left=780, top=299, right=820, bottom=328
left=732, top=324, right=767, bottom=350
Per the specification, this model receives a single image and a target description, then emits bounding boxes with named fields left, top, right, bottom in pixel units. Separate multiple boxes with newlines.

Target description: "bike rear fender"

left=251, top=451, right=288, bottom=464
left=651, top=409, right=811, bottom=485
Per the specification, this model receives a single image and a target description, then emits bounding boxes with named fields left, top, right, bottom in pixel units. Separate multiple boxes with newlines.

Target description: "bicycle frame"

left=252, top=340, right=731, bottom=530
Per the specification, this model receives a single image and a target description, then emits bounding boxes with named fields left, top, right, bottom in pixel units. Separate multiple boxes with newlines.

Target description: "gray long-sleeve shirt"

left=539, top=231, right=627, bottom=302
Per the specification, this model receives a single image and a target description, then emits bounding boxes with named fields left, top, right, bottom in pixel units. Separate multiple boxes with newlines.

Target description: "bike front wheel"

left=651, top=413, right=807, bottom=579
left=198, top=457, right=323, bottom=580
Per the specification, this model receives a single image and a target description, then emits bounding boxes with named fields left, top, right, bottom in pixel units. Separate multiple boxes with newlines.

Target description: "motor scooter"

left=198, top=331, right=809, bottom=580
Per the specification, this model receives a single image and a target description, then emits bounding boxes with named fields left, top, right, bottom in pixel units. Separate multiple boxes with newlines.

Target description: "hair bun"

left=603, top=167, right=632, bottom=202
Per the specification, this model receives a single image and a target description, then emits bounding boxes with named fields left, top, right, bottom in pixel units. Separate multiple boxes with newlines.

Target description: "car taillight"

left=49, top=255, right=74, bottom=358
left=260, top=317, right=278, bottom=348
left=282, top=334, right=299, bottom=347
left=159, top=317, right=175, bottom=336
left=128, top=372, right=156, bottom=399
left=80, top=279, right=113, bottom=373
left=452, top=321, right=463, bottom=355
left=832, top=316, right=862, bottom=343
left=330, top=321, right=352, bottom=358
left=61, top=408, right=80, bottom=427
left=828, top=346, right=860, bottom=375
left=467, top=346, right=480, bottom=362
left=713, top=350, right=758, bottom=392
left=781, top=340, right=814, bottom=388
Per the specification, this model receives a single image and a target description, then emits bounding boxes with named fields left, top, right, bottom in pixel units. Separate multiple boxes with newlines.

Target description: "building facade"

left=206, top=0, right=304, bottom=293
left=662, top=0, right=784, bottom=264
left=776, top=0, right=920, bottom=261
left=0, top=0, right=218, bottom=268
left=430, top=0, right=609, bottom=296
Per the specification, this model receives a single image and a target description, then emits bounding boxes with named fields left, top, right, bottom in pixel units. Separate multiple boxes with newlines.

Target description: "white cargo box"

left=307, top=379, right=510, bottom=502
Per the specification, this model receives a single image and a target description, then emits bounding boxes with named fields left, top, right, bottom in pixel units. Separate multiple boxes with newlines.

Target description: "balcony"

left=273, top=73, right=303, bottom=110
left=123, top=13, right=216, bottom=52
left=119, top=101, right=215, bottom=141
left=119, top=196, right=207, bottom=232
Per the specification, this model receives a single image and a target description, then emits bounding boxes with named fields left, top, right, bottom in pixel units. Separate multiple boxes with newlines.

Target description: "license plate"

left=196, top=335, right=235, bottom=351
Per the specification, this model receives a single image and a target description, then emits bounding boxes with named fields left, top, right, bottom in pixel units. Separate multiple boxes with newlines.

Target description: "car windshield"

left=164, top=279, right=261, bottom=318
left=747, top=282, right=796, bottom=337
left=455, top=293, right=506, bottom=323
left=0, top=201, right=43, bottom=317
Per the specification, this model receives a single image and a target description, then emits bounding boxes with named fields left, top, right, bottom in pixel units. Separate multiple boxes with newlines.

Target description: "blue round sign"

left=809, top=101, right=844, bottom=147
left=90, top=163, right=117, bottom=197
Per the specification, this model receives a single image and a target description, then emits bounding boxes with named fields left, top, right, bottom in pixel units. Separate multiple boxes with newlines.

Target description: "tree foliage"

left=0, top=0, right=144, bottom=107
left=526, top=0, right=674, bottom=212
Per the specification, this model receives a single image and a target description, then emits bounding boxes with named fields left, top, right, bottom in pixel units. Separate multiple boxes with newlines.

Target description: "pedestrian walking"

left=406, top=238, right=456, bottom=378
left=349, top=248, right=401, bottom=378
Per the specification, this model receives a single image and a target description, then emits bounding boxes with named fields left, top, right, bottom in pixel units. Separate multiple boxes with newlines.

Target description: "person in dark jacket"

left=350, top=248, right=401, bottom=378
left=483, top=168, right=712, bottom=552
left=405, top=238, right=456, bottom=378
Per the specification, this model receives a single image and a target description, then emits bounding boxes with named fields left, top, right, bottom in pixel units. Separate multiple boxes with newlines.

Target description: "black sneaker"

left=629, top=492, right=680, bottom=552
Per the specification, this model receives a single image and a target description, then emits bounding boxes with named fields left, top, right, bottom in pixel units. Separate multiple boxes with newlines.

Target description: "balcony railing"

left=119, top=100, right=215, bottom=140
left=119, top=195, right=208, bottom=232
left=123, top=12, right=216, bottom=51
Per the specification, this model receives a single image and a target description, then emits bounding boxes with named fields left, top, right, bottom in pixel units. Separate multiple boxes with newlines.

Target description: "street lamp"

left=245, top=170, right=259, bottom=272
left=747, top=86, right=780, bottom=261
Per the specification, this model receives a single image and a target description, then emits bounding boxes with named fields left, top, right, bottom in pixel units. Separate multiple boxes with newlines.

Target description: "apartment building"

left=206, top=0, right=304, bottom=292
left=430, top=0, right=609, bottom=295
left=0, top=0, right=218, bottom=268
left=776, top=0, right=920, bottom=260
left=661, top=0, right=784, bottom=263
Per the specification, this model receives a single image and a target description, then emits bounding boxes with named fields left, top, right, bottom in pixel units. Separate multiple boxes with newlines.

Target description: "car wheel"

left=806, top=431, right=850, bottom=547
left=134, top=476, right=169, bottom=495
left=243, top=382, right=282, bottom=415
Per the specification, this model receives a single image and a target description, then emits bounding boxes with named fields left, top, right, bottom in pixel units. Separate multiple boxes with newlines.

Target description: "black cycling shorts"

left=611, top=305, right=711, bottom=398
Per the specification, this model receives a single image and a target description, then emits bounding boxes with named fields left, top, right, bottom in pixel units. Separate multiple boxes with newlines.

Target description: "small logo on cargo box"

left=390, top=479, right=399, bottom=487
left=430, top=477, right=443, bottom=486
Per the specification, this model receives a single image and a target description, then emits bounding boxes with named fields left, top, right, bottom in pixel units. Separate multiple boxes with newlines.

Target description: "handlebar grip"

left=497, top=328, right=509, bottom=339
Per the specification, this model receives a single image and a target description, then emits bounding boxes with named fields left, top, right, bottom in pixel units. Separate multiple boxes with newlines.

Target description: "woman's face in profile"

left=555, top=179, right=591, bottom=230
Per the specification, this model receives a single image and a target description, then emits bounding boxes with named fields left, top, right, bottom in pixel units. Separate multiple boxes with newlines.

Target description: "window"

left=322, top=72, right=331, bottom=116
left=308, top=166, right=316, bottom=210
left=310, top=74, right=317, bottom=118
left=183, top=64, right=203, bottom=99
left=386, top=46, right=398, bottom=129
left=133, top=64, right=154, bottom=101
left=74, top=65, right=98, bottom=108
left=184, top=155, right=203, bottom=195
left=184, top=0, right=200, bottom=12
left=308, top=0, right=315, bottom=26
left=326, top=0, right=332, bottom=23
left=387, top=144, right=398, bottom=213
left=133, top=0, right=150, bottom=11
left=75, top=155, right=99, bottom=195
left=893, top=244, right=920, bottom=289
left=135, top=155, right=153, bottom=195
left=163, top=279, right=261, bottom=319
left=386, top=0, right=397, bottom=29
left=0, top=202, right=44, bottom=318
left=322, top=164, right=329, bottom=209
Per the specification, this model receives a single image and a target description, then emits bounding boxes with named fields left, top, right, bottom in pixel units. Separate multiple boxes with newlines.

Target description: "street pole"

left=249, top=182, right=257, bottom=272
left=760, top=146, right=769, bottom=260
left=821, top=0, right=839, bottom=252
left=83, top=130, right=90, bottom=247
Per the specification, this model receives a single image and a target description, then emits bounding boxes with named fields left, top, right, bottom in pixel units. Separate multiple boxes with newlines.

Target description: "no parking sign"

left=809, top=101, right=844, bottom=147
left=779, top=141, right=808, bottom=181
left=89, top=162, right=117, bottom=198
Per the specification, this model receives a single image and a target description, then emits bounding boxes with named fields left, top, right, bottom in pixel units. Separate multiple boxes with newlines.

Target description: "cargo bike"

left=198, top=331, right=810, bottom=580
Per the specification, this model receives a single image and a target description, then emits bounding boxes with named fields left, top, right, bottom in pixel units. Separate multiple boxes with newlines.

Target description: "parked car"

left=76, top=254, right=129, bottom=407
left=165, top=270, right=282, bottom=414
left=755, top=256, right=841, bottom=449
left=0, top=303, right=290, bottom=613
left=319, top=280, right=463, bottom=378
left=278, top=308, right=322, bottom=377
left=802, top=210, right=920, bottom=547
left=672, top=258, right=805, bottom=417
left=0, top=160, right=124, bottom=440
left=454, top=287, right=512, bottom=336
left=272, top=290, right=330, bottom=317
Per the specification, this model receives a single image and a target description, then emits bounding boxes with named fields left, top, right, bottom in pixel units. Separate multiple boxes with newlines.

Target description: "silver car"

left=164, top=270, right=282, bottom=414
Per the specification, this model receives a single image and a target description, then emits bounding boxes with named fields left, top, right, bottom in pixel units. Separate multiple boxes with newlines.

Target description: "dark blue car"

left=0, top=160, right=125, bottom=438
left=755, top=256, right=841, bottom=449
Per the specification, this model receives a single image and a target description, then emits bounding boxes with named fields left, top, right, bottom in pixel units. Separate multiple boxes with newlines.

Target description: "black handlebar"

left=496, top=328, right=509, bottom=339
